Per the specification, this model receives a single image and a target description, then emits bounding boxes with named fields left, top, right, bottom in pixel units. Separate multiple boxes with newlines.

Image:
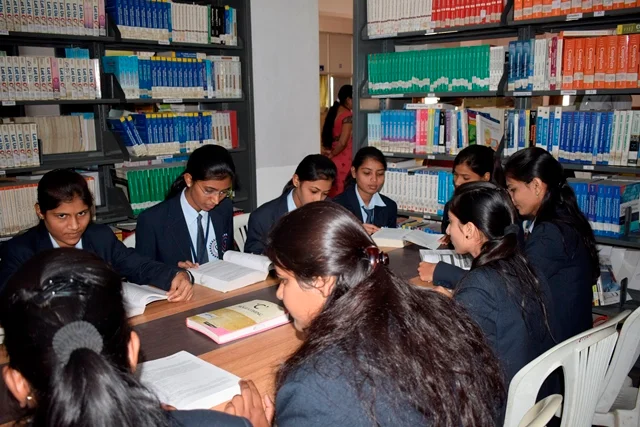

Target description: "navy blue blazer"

left=333, top=186, right=398, bottom=229
left=244, top=192, right=289, bottom=255
left=455, top=267, right=557, bottom=386
left=168, top=410, right=250, bottom=427
left=135, top=195, right=234, bottom=266
left=0, top=222, right=181, bottom=293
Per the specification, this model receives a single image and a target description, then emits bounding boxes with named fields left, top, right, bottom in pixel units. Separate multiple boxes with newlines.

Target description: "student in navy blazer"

left=136, top=145, right=235, bottom=269
left=0, top=249, right=250, bottom=427
left=333, top=147, right=397, bottom=233
left=244, top=155, right=336, bottom=255
left=431, top=183, right=557, bottom=389
left=0, top=169, right=192, bottom=300
left=504, top=147, right=600, bottom=342
left=225, top=202, right=506, bottom=426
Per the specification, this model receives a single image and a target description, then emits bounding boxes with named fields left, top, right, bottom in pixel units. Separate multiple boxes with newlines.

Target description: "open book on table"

left=420, top=249, right=473, bottom=270
left=372, top=228, right=444, bottom=249
left=189, top=251, right=272, bottom=293
left=122, top=282, right=168, bottom=317
left=139, top=351, right=240, bottom=410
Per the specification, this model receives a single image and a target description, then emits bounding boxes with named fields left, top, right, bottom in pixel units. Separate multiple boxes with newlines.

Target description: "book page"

left=139, top=351, right=240, bottom=410
left=191, top=260, right=261, bottom=283
left=122, top=282, right=167, bottom=318
left=420, top=250, right=473, bottom=270
left=223, top=250, right=272, bottom=273
left=404, top=231, right=444, bottom=249
left=372, top=228, right=410, bottom=241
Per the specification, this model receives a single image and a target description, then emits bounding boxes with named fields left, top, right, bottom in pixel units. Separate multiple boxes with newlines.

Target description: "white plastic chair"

left=519, top=394, right=563, bottom=427
left=503, top=310, right=628, bottom=427
left=233, top=213, right=250, bottom=252
left=593, top=306, right=640, bottom=427
left=123, top=233, right=136, bottom=248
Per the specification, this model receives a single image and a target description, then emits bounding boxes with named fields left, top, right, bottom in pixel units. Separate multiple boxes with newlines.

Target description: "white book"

left=122, top=282, right=168, bottom=317
left=420, top=249, right=473, bottom=270
left=372, top=228, right=443, bottom=249
left=189, top=251, right=272, bottom=293
left=139, top=351, right=240, bottom=410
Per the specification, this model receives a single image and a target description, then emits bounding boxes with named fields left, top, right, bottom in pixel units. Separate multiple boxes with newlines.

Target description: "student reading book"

left=0, top=248, right=250, bottom=427
left=187, top=299, right=289, bottom=344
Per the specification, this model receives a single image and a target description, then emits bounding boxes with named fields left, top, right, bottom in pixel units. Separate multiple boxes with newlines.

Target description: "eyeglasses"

left=196, top=182, right=234, bottom=199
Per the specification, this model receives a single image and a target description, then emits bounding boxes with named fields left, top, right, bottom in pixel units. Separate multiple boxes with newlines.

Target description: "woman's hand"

left=431, top=286, right=454, bottom=298
left=362, top=223, right=380, bottom=235
left=167, top=271, right=194, bottom=302
left=418, top=261, right=437, bottom=282
left=178, top=261, right=199, bottom=269
left=224, top=380, right=274, bottom=427
left=439, top=235, right=450, bottom=246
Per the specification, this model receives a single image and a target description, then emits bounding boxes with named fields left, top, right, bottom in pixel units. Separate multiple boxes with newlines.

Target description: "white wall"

left=251, top=0, right=320, bottom=205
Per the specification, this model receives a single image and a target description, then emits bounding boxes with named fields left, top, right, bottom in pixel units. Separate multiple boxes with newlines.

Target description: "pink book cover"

left=549, top=36, right=558, bottom=90
left=51, top=57, right=60, bottom=98
left=98, top=0, right=104, bottom=35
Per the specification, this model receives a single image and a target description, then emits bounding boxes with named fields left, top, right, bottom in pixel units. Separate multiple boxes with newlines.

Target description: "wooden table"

left=0, top=245, right=429, bottom=425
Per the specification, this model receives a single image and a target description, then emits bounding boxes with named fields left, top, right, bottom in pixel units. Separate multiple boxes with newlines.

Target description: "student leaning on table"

left=224, top=201, right=506, bottom=427
left=0, top=248, right=250, bottom=427
left=0, top=169, right=194, bottom=301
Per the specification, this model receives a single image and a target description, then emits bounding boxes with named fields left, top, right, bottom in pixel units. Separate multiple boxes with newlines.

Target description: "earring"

left=465, top=235, right=470, bottom=239
left=26, top=395, right=32, bottom=401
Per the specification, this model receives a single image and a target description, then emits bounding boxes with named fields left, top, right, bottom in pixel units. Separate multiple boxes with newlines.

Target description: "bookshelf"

left=0, top=0, right=256, bottom=239
left=353, top=0, right=640, bottom=249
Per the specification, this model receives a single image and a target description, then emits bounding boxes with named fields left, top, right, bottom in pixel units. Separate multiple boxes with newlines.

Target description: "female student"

left=0, top=169, right=192, bottom=301
left=333, top=146, right=397, bottom=234
left=0, top=248, right=251, bottom=427
left=504, top=147, right=599, bottom=341
left=431, top=182, right=557, bottom=386
left=244, top=154, right=336, bottom=255
left=418, top=144, right=505, bottom=284
left=322, top=84, right=353, bottom=197
left=227, top=202, right=505, bottom=427
left=136, top=144, right=236, bottom=268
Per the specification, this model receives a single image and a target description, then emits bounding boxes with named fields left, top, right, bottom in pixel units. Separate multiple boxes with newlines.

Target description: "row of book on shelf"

left=0, top=48, right=101, bottom=101
left=0, top=0, right=107, bottom=35
left=508, top=28, right=640, bottom=92
left=108, top=0, right=237, bottom=45
left=103, top=52, right=241, bottom=100
left=365, top=0, right=505, bottom=37
left=513, top=0, right=640, bottom=20
left=367, top=45, right=504, bottom=95
left=114, top=163, right=182, bottom=214
left=0, top=174, right=97, bottom=236
left=108, top=110, right=238, bottom=157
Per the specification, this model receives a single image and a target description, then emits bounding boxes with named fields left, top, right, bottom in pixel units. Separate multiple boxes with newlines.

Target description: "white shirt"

left=354, top=185, right=386, bottom=223
left=49, top=233, right=83, bottom=249
left=180, top=189, right=218, bottom=262
left=286, top=190, right=297, bottom=213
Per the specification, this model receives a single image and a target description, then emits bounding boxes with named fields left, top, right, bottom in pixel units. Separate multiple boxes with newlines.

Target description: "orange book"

left=514, top=0, right=524, bottom=19
left=533, top=0, right=543, bottom=17
left=584, top=38, right=597, bottom=89
left=616, top=35, right=629, bottom=88
left=628, top=34, right=639, bottom=88
left=542, top=0, right=553, bottom=14
left=595, top=36, right=607, bottom=88
left=574, top=38, right=586, bottom=89
left=624, top=0, right=635, bottom=9
left=605, top=36, right=618, bottom=89
left=593, top=0, right=604, bottom=10
left=613, top=0, right=625, bottom=9
left=523, top=0, right=533, bottom=18
left=603, top=0, right=614, bottom=10
left=582, top=0, right=594, bottom=11
left=563, top=38, right=576, bottom=89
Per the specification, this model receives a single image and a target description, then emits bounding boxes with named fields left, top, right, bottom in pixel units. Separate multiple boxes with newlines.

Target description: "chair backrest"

left=504, top=311, right=627, bottom=427
left=519, top=394, right=563, bottom=427
left=123, top=233, right=136, bottom=248
left=596, top=307, right=640, bottom=413
left=233, top=213, right=251, bottom=252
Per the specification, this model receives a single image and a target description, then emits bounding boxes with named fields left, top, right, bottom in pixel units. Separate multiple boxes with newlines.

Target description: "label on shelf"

left=428, top=93, right=436, bottom=97
left=583, top=165, right=595, bottom=170
left=566, top=13, right=583, bottom=20
left=594, top=11, right=605, bottom=16
left=156, top=154, right=173, bottom=160
left=1, top=101, right=16, bottom=106
left=162, top=98, right=183, bottom=103
left=561, top=90, right=577, bottom=95
left=514, top=91, right=533, bottom=96
left=427, top=155, right=435, bottom=160
left=586, top=90, right=598, bottom=95
left=425, top=29, right=435, bottom=34
left=158, top=40, right=170, bottom=45
left=382, top=152, right=394, bottom=157
left=0, top=171, right=5, bottom=176
left=372, top=94, right=404, bottom=98
left=0, top=30, right=8, bottom=35
left=423, top=214, right=439, bottom=221
left=368, top=33, right=397, bottom=39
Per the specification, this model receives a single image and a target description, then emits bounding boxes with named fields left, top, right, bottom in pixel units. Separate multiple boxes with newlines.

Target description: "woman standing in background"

left=322, top=85, right=353, bottom=198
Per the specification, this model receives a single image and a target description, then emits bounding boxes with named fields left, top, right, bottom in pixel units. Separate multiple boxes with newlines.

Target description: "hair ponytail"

left=166, top=173, right=188, bottom=200
left=322, top=101, right=341, bottom=149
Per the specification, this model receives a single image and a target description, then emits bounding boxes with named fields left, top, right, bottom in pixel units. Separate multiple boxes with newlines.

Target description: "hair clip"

left=364, top=246, right=389, bottom=269
left=503, top=224, right=519, bottom=236
left=52, top=320, right=104, bottom=368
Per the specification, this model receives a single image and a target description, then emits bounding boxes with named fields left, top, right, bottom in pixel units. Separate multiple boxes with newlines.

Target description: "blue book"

left=515, top=41, right=523, bottom=90
left=603, top=111, right=614, bottom=165
left=588, top=182, right=598, bottom=234
left=508, top=42, right=516, bottom=91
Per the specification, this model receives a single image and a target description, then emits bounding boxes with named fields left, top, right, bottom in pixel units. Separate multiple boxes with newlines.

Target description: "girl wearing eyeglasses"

left=136, top=144, right=237, bottom=269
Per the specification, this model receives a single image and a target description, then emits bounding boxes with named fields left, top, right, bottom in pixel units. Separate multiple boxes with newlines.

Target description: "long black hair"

left=321, top=85, right=353, bottom=149
left=449, top=182, right=552, bottom=336
left=282, top=154, right=337, bottom=194
left=166, top=145, right=237, bottom=200
left=266, top=202, right=504, bottom=426
left=37, top=169, right=94, bottom=214
left=345, top=146, right=387, bottom=189
left=504, top=147, right=600, bottom=283
left=453, top=145, right=505, bottom=187
left=0, top=249, right=170, bottom=427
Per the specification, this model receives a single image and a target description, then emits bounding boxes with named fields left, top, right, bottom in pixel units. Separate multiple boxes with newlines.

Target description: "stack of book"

left=0, top=121, right=39, bottom=169
left=0, top=0, right=106, bottom=35
left=9, top=114, right=96, bottom=155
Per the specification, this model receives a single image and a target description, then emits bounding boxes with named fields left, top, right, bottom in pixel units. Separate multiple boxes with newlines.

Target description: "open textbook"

left=139, top=351, right=240, bottom=410
left=189, top=251, right=272, bottom=293
left=420, top=249, right=473, bottom=270
left=122, top=282, right=168, bottom=317
left=372, top=228, right=444, bottom=249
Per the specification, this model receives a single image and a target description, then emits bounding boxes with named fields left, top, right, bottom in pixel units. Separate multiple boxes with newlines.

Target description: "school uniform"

left=244, top=191, right=292, bottom=255
left=135, top=191, right=234, bottom=266
left=454, top=267, right=557, bottom=386
left=0, top=222, right=181, bottom=293
left=168, top=410, right=251, bottom=427
left=333, top=185, right=397, bottom=229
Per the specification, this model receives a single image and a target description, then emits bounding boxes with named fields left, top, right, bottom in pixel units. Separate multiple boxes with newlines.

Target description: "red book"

left=228, top=110, right=239, bottom=149
left=616, top=35, right=629, bottom=89
left=574, top=38, right=585, bottom=89
left=595, top=36, right=607, bottom=88
left=584, top=37, right=596, bottom=89
left=605, top=35, right=618, bottom=89
left=562, top=38, right=576, bottom=89
left=628, top=34, right=639, bottom=88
